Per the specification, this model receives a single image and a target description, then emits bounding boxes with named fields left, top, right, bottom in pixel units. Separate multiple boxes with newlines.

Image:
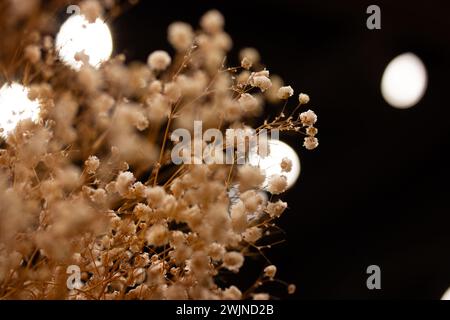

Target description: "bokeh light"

left=0, top=83, right=41, bottom=138
left=56, top=14, right=113, bottom=70
left=249, top=139, right=301, bottom=189
left=381, top=52, right=427, bottom=109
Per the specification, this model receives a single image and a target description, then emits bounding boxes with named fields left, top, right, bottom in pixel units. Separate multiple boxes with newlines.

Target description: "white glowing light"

left=381, top=52, right=427, bottom=109
left=56, top=14, right=113, bottom=70
left=0, top=83, right=41, bottom=138
left=249, top=139, right=301, bottom=189
left=441, top=287, right=450, bottom=300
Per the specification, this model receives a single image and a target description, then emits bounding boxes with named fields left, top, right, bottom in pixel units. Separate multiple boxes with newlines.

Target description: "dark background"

left=114, top=0, right=450, bottom=299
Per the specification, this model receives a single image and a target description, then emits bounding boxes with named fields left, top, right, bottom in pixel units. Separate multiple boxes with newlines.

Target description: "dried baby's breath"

left=0, top=4, right=319, bottom=300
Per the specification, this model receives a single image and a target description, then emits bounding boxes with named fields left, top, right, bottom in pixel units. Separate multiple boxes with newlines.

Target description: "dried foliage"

left=0, top=0, right=318, bottom=300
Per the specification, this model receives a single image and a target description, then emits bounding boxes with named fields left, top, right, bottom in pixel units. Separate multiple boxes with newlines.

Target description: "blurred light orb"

left=381, top=52, right=427, bottom=109
left=0, top=83, right=41, bottom=138
left=249, top=139, right=301, bottom=189
left=441, top=287, right=450, bottom=300
left=56, top=14, right=113, bottom=70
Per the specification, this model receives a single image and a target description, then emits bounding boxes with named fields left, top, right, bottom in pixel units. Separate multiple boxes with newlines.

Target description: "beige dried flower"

left=238, top=165, right=265, bottom=191
left=0, top=5, right=319, bottom=301
left=280, top=157, right=293, bottom=173
left=241, top=57, right=252, bottom=70
left=230, top=201, right=248, bottom=233
left=222, top=286, right=242, bottom=300
left=25, top=45, right=41, bottom=64
left=115, top=171, right=135, bottom=196
left=85, top=156, right=100, bottom=175
left=238, top=93, right=258, bottom=113
left=253, top=293, right=270, bottom=300
left=277, top=85, right=294, bottom=99
left=251, top=74, right=272, bottom=92
left=288, top=284, right=297, bottom=294
left=164, top=82, right=182, bottom=102
left=299, top=93, right=310, bottom=105
left=303, top=136, right=319, bottom=150
left=306, top=126, right=318, bottom=137
left=240, top=47, right=260, bottom=65
left=223, top=251, right=244, bottom=272
left=200, top=10, right=225, bottom=34
left=266, top=200, right=287, bottom=218
left=265, top=74, right=284, bottom=103
left=299, top=109, right=318, bottom=127
left=264, top=265, right=277, bottom=279
left=146, top=224, right=170, bottom=247
left=147, top=50, right=172, bottom=71
left=208, top=243, right=226, bottom=261
left=243, top=226, right=262, bottom=243
left=168, top=22, right=194, bottom=51
left=80, top=0, right=103, bottom=23
left=267, top=174, right=288, bottom=195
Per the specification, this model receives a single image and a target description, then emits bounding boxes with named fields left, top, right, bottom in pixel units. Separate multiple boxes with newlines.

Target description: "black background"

left=113, top=0, right=450, bottom=299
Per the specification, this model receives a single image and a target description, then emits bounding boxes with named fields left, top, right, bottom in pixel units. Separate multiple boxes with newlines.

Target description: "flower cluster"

left=0, top=0, right=318, bottom=300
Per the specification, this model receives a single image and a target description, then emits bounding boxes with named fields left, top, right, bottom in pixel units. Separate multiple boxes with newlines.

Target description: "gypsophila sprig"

left=0, top=3, right=320, bottom=300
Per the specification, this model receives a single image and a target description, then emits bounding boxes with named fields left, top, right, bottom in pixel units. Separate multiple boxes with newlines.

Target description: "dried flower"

left=277, top=86, right=294, bottom=99
left=200, top=10, right=225, bottom=34
left=241, top=57, right=252, bottom=70
left=280, top=157, right=292, bottom=173
left=238, top=165, right=265, bottom=191
left=222, top=286, right=242, bottom=300
left=0, top=5, right=319, bottom=301
left=298, top=93, right=310, bottom=105
left=223, top=251, right=244, bottom=272
left=147, top=50, right=172, bottom=71
left=306, top=126, right=318, bottom=137
left=253, top=293, right=270, bottom=300
left=238, top=93, right=258, bottom=113
left=115, top=171, right=135, bottom=196
left=243, top=226, right=262, bottom=243
left=230, top=201, right=248, bottom=233
left=85, top=156, right=100, bottom=175
left=299, top=109, right=317, bottom=127
left=303, top=136, right=319, bottom=150
left=168, top=22, right=194, bottom=51
left=80, top=0, right=103, bottom=23
left=146, top=224, right=170, bottom=247
left=266, top=200, right=287, bottom=218
left=25, top=45, right=41, bottom=64
left=288, top=284, right=296, bottom=294
left=267, top=174, right=288, bottom=195
left=264, top=265, right=277, bottom=278
left=251, top=74, right=272, bottom=92
left=240, top=47, right=260, bottom=65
